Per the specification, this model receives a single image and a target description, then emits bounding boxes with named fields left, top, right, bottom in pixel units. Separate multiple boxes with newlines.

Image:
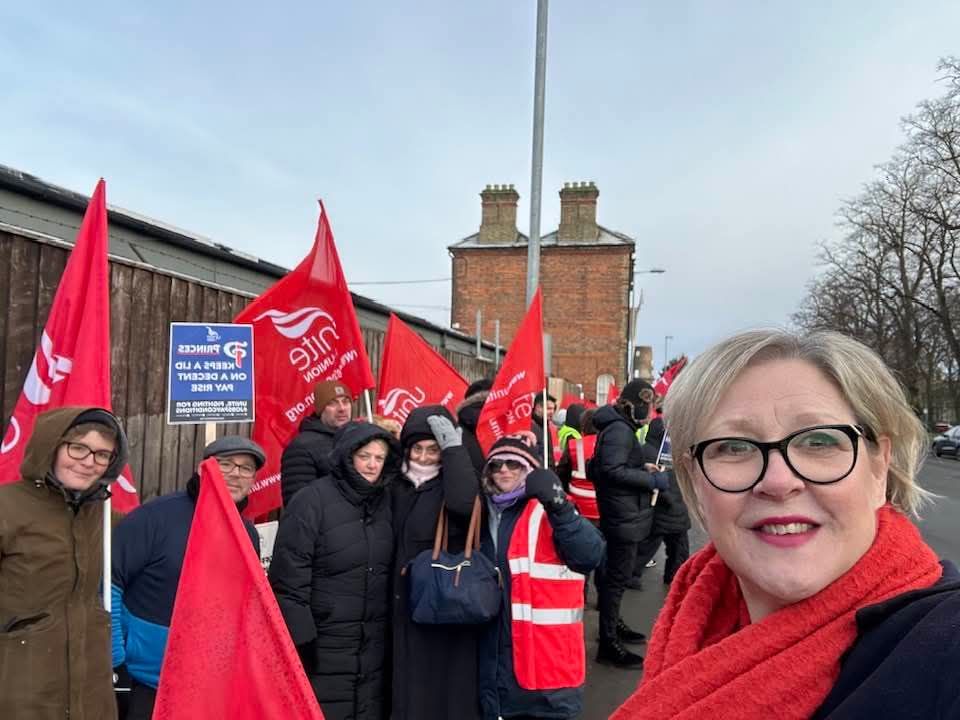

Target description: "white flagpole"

left=542, top=387, right=549, bottom=467
left=363, top=389, right=374, bottom=422
left=103, top=496, right=111, bottom=612
left=651, top=432, right=667, bottom=508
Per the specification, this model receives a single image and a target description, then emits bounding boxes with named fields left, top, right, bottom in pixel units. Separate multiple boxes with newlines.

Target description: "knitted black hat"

left=621, top=379, right=655, bottom=405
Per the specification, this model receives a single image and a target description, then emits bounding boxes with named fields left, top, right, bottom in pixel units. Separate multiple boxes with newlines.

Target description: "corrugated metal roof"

left=0, top=163, right=495, bottom=356
left=448, top=224, right=635, bottom=250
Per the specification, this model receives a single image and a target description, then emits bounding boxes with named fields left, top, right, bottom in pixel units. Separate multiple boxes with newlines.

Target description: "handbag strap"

left=431, top=503, right=448, bottom=561
left=432, top=495, right=484, bottom=561
left=464, top=495, right=483, bottom=560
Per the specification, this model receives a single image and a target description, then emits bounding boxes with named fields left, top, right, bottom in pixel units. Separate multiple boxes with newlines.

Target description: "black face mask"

left=630, top=402, right=650, bottom=425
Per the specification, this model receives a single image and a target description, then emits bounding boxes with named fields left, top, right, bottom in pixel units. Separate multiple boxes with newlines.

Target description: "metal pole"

left=363, top=389, right=374, bottom=422
left=494, top=319, right=501, bottom=368
left=664, top=335, right=673, bottom=371
left=526, top=0, right=549, bottom=307
left=103, top=498, right=111, bottom=612
left=476, top=309, right=483, bottom=359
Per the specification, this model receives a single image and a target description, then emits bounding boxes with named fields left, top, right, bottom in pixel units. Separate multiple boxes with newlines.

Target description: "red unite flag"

left=653, top=356, right=688, bottom=398
left=476, top=289, right=545, bottom=454
left=152, top=458, right=324, bottom=720
left=235, top=201, right=375, bottom=518
left=0, top=180, right=139, bottom=512
left=377, top=314, right=468, bottom=423
left=607, top=383, right=620, bottom=404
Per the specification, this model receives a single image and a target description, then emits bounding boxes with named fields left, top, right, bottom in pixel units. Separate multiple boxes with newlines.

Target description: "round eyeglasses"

left=690, top=424, right=873, bottom=493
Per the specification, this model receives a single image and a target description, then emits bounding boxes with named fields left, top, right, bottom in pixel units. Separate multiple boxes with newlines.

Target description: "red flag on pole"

left=235, top=201, right=375, bottom=518
left=377, top=314, right=467, bottom=423
left=0, top=180, right=139, bottom=512
left=607, top=383, right=620, bottom=405
left=152, top=458, right=324, bottom=720
left=653, top=356, right=688, bottom=398
left=476, top=289, right=545, bottom=455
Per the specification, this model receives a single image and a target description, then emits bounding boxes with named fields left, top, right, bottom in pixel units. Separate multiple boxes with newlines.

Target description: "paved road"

left=580, top=456, right=960, bottom=719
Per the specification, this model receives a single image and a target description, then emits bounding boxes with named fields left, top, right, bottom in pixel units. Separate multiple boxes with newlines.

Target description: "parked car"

left=934, top=421, right=952, bottom=433
left=932, top=426, right=960, bottom=458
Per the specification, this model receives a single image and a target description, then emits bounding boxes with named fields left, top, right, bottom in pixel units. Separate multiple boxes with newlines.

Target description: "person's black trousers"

left=597, top=536, right=639, bottom=643
left=662, top=531, right=690, bottom=583
left=634, top=531, right=691, bottom=584
left=122, top=683, right=157, bottom=720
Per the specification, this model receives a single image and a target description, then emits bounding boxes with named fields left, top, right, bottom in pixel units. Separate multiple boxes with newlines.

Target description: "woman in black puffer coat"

left=270, top=422, right=400, bottom=720
left=390, top=405, right=482, bottom=720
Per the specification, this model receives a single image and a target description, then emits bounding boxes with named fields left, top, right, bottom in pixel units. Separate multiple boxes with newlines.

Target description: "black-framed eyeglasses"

left=216, top=458, right=258, bottom=478
left=63, top=442, right=116, bottom=467
left=487, top=459, right=524, bottom=473
left=690, top=424, right=873, bottom=493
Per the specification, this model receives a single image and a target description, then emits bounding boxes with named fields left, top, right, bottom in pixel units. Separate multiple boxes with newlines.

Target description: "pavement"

left=579, top=454, right=960, bottom=719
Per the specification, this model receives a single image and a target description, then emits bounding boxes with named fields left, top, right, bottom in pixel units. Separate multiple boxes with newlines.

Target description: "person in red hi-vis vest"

left=476, top=432, right=605, bottom=720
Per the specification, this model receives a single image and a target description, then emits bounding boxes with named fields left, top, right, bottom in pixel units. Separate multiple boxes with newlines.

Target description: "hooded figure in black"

left=590, top=379, right=671, bottom=668
left=270, top=422, right=400, bottom=720
left=632, top=416, right=691, bottom=587
left=389, top=405, right=482, bottom=720
left=456, top=378, right=492, bottom=475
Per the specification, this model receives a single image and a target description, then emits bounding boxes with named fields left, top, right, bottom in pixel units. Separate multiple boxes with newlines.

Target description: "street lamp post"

left=627, top=268, right=666, bottom=379
left=664, top=335, right=674, bottom=372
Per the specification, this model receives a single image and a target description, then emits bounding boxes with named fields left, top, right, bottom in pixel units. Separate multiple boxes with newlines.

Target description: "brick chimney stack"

left=558, top=181, right=599, bottom=243
left=478, top=184, right=520, bottom=244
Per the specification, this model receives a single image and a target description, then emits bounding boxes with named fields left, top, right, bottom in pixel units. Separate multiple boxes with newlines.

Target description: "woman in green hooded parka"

left=0, top=406, right=129, bottom=720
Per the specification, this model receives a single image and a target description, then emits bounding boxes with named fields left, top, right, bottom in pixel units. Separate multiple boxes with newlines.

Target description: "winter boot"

left=616, top=619, right=647, bottom=644
left=596, top=640, right=644, bottom=668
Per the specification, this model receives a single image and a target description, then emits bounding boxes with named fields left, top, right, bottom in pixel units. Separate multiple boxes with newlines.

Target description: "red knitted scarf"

left=611, top=505, right=942, bottom=720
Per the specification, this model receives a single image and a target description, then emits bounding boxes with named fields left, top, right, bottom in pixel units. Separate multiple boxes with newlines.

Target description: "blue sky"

left=2, top=1, right=959, bottom=365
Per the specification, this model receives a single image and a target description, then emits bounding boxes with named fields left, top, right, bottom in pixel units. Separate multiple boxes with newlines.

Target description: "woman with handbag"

left=390, top=406, right=483, bottom=720
left=270, top=422, right=400, bottom=720
left=477, top=433, right=605, bottom=720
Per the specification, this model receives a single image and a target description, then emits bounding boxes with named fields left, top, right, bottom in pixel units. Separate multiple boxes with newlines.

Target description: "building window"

left=596, top=374, right=615, bottom=405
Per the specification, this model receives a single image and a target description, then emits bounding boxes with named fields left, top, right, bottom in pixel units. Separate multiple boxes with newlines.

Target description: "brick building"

left=449, top=182, right=635, bottom=401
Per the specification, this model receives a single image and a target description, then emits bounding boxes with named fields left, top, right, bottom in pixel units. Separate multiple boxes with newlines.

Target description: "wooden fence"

left=1, top=230, right=491, bottom=501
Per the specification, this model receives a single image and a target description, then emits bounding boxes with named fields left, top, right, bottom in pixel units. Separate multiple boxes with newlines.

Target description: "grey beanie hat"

left=203, top=436, right=267, bottom=469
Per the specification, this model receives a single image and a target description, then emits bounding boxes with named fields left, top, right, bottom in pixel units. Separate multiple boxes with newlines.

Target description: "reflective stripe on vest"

left=507, top=501, right=586, bottom=690
left=510, top=604, right=584, bottom=624
left=567, top=481, right=596, bottom=500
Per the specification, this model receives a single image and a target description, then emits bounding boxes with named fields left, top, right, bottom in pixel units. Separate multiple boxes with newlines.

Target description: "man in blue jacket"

left=111, top=437, right=264, bottom=719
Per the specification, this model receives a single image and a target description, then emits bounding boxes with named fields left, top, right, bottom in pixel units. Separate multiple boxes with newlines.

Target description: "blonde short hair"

left=664, top=329, right=932, bottom=523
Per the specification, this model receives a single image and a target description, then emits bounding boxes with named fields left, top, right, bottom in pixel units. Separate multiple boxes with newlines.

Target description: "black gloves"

left=652, top=472, right=670, bottom=491
left=525, top=469, right=571, bottom=513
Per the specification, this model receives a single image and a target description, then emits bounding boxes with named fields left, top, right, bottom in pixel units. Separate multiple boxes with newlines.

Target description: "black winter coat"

left=270, top=423, right=399, bottom=720
left=280, top=415, right=338, bottom=507
left=812, top=560, right=960, bottom=719
left=390, top=408, right=483, bottom=720
left=478, top=493, right=606, bottom=720
left=456, top=391, right=488, bottom=475
left=591, top=406, right=668, bottom=541
left=642, top=438, right=691, bottom=536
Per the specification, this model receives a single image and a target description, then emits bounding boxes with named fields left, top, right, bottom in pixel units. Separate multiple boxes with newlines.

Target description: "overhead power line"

left=350, top=278, right=450, bottom=286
